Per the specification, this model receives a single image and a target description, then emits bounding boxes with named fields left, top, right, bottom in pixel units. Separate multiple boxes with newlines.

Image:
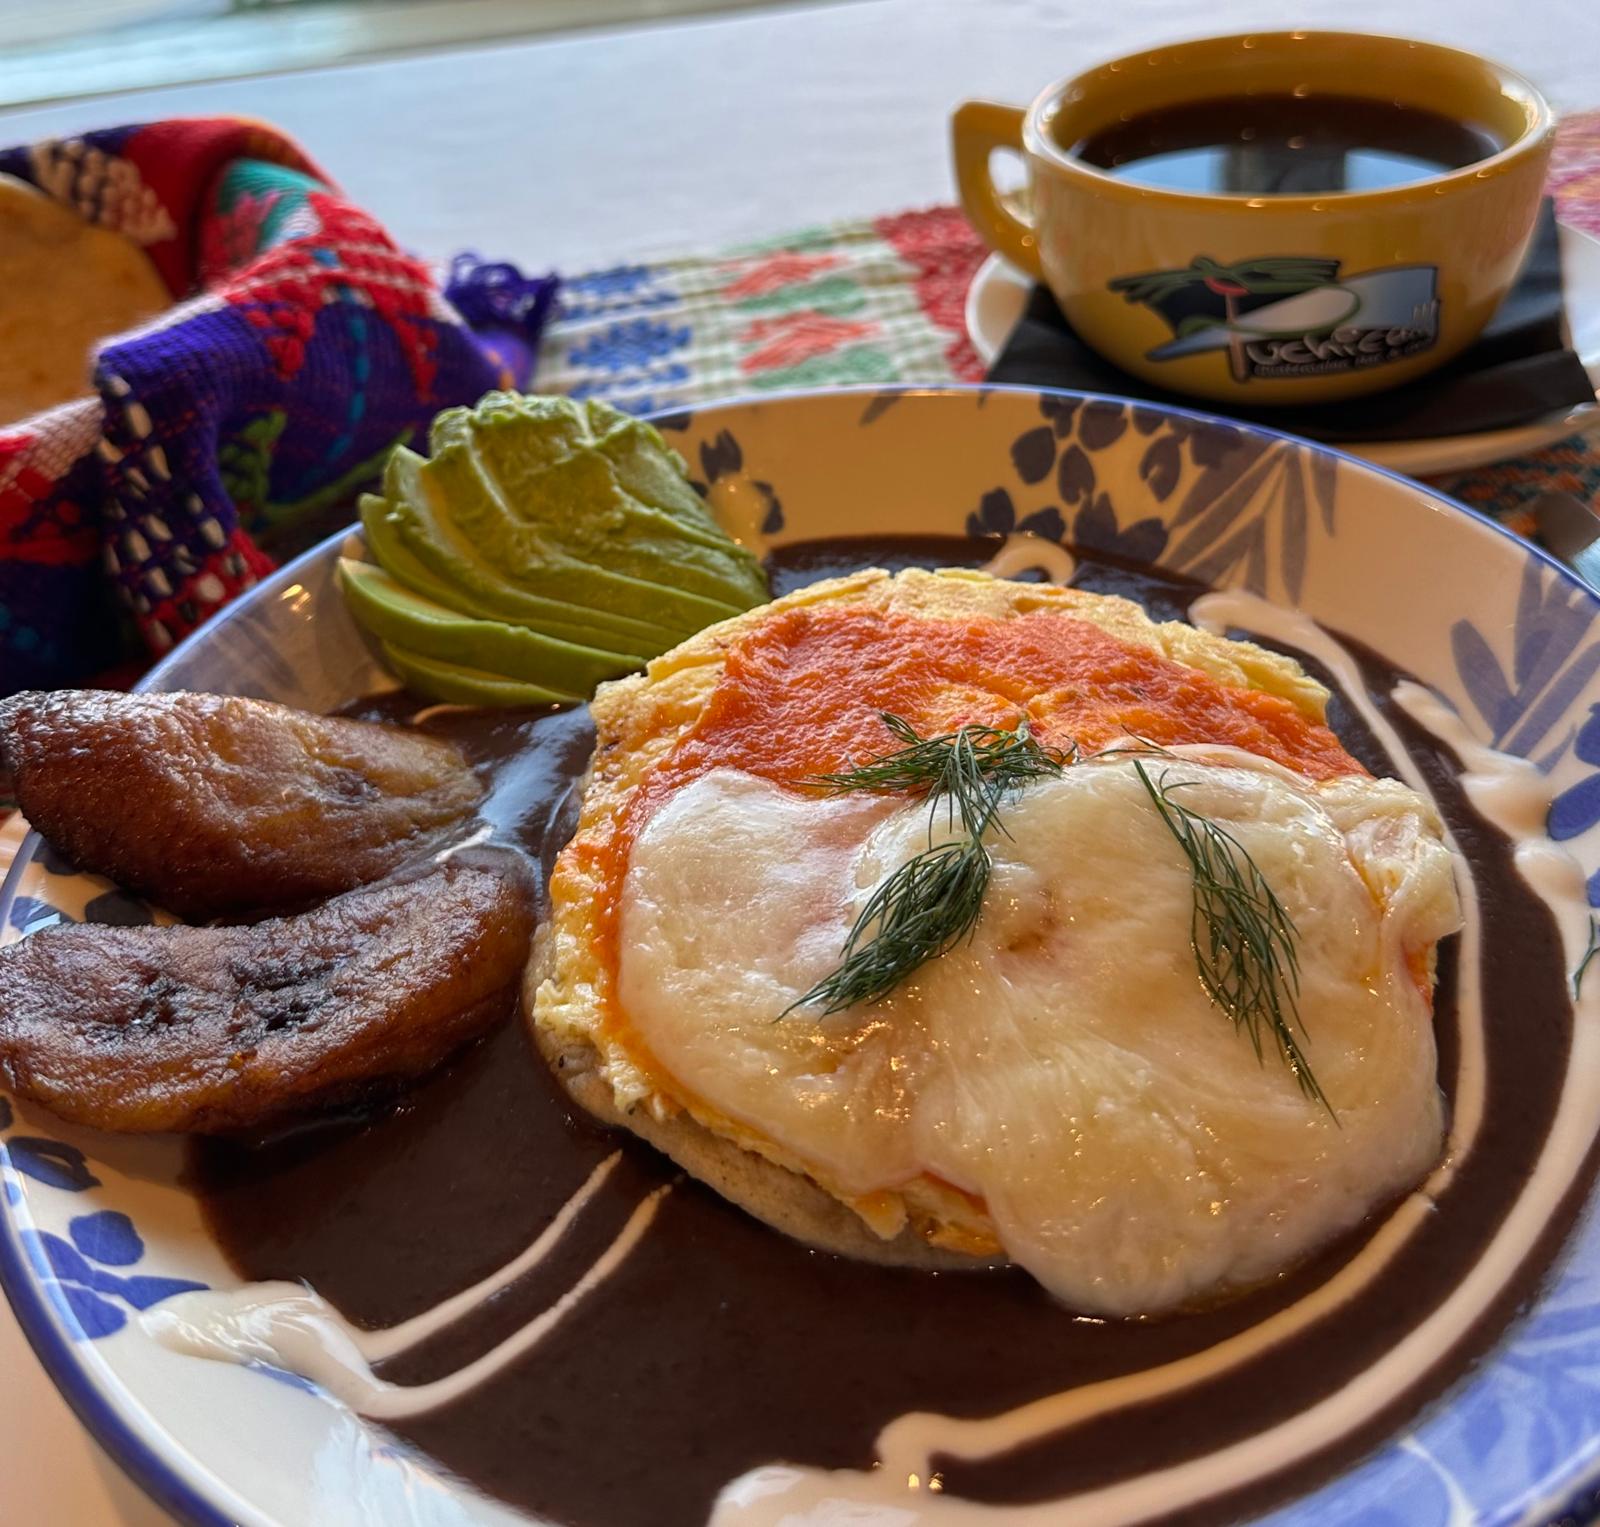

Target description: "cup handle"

left=952, top=101, right=1043, bottom=280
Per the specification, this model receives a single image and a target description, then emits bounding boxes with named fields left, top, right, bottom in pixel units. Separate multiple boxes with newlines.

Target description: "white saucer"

left=964, top=223, right=1600, bottom=477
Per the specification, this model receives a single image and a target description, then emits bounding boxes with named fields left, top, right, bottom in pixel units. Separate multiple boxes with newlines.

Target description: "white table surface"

left=2, top=0, right=1600, bottom=271
left=6, top=0, right=1600, bottom=1520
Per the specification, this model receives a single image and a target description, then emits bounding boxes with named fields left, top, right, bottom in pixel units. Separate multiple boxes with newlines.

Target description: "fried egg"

left=531, top=568, right=1461, bottom=1315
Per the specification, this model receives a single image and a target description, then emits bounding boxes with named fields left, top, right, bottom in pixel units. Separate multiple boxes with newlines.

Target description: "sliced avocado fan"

left=339, top=560, right=642, bottom=693
left=344, top=393, right=772, bottom=706
left=379, top=643, right=583, bottom=708
left=359, top=495, right=669, bottom=658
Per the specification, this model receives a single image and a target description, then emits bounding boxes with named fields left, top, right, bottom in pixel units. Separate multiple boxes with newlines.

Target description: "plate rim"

left=0, top=1184, right=239, bottom=1526
left=4, top=380, right=1598, bottom=1527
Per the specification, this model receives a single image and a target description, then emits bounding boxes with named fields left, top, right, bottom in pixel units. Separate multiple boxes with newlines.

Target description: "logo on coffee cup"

left=1109, top=255, right=1439, bottom=382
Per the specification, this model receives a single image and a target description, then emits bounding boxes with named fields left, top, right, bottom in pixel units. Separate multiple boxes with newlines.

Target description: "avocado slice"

left=592, top=406, right=749, bottom=551
left=459, top=443, right=763, bottom=607
left=348, top=391, right=775, bottom=708
left=381, top=444, right=747, bottom=636
left=340, top=560, right=643, bottom=693
left=460, top=395, right=752, bottom=561
left=379, top=641, right=582, bottom=708
left=359, top=495, right=675, bottom=657
left=429, top=396, right=725, bottom=555
left=430, top=391, right=587, bottom=469
left=447, top=395, right=767, bottom=609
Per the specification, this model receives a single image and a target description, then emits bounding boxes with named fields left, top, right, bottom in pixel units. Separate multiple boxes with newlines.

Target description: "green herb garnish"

left=1131, top=758, right=1331, bottom=1114
left=1575, top=919, right=1600, bottom=999
left=786, top=719, right=1326, bottom=1111
left=787, top=714, right=1071, bottom=1013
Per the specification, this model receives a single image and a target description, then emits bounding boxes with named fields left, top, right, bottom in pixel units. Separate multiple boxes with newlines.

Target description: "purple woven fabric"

left=0, top=118, right=557, bottom=693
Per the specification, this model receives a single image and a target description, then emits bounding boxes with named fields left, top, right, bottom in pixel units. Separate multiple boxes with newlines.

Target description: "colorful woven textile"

left=0, top=117, right=556, bottom=694
left=5, top=113, right=1596, bottom=697
left=537, top=111, right=1600, bottom=541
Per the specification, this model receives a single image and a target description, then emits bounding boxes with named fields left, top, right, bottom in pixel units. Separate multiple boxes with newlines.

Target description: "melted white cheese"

left=618, top=755, right=1461, bottom=1314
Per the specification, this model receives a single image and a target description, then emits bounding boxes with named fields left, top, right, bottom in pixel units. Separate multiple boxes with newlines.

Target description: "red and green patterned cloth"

left=537, top=110, right=1600, bottom=545
left=0, top=117, right=556, bottom=693
left=4, top=113, right=1596, bottom=697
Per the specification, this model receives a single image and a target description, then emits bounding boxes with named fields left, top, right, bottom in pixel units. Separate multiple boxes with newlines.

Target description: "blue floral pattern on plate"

left=1, top=1079, right=205, bottom=1340
left=22, top=1215, right=205, bottom=1341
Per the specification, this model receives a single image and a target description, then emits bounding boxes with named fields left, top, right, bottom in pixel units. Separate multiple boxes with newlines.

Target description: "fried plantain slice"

left=0, top=690, right=483, bottom=921
left=0, top=856, right=534, bottom=1133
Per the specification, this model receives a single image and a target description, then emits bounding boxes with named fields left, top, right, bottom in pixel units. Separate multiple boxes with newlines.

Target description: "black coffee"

left=1070, top=93, right=1501, bottom=195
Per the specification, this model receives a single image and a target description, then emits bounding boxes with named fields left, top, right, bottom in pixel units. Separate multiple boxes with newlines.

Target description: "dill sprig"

left=788, top=714, right=1071, bottom=1013
left=795, top=840, right=993, bottom=1013
left=1575, top=918, right=1600, bottom=999
left=812, top=713, right=1074, bottom=838
left=789, top=720, right=1326, bottom=1112
left=1132, top=758, right=1332, bottom=1114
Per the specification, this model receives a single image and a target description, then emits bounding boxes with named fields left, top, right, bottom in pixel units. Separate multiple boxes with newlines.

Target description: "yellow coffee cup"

left=952, top=32, right=1554, bottom=405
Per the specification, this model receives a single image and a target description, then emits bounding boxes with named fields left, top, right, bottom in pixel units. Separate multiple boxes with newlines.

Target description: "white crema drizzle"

left=142, top=1154, right=671, bottom=1421
left=979, top=533, right=1077, bottom=585
left=141, top=586, right=1600, bottom=1527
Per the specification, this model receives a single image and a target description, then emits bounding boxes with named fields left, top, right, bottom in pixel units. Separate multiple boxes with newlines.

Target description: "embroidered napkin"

left=0, top=118, right=557, bottom=694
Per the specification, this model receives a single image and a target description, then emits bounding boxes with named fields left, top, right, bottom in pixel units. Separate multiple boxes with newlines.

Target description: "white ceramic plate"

left=964, top=225, right=1600, bottom=476
left=7, top=385, right=1600, bottom=1526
